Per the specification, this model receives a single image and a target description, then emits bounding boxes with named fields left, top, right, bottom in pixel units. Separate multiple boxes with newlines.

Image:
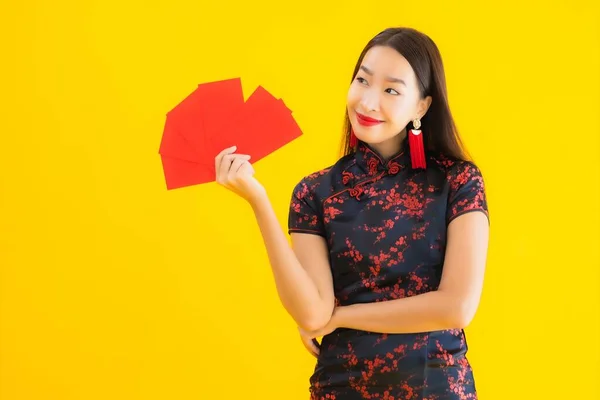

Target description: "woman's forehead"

left=361, top=46, right=413, bottom=79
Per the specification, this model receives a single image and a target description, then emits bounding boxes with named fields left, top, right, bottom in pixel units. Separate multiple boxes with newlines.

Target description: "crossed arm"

left=252, top=191, right=489, bottom=334
left=312, top=211, right=490, bottom=335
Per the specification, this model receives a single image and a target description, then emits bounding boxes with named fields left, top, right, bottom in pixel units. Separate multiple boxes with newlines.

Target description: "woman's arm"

left=251, top=194, right=335, bottom=332
left=316, top=211, right=489, bottom=335
left=213, top=147, right=334, bottom=332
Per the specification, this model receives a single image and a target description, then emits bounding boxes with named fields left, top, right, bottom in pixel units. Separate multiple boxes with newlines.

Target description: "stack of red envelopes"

left=159, top=77, right=303, bottom=190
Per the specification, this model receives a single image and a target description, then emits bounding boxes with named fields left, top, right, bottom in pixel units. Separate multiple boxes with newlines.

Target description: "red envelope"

left=159, top=78, right=245, bottom=189
left=209, top=86, right=301, bottom=164
left=160, top=78, right=244, bottom=162
left=160, top=155, right=213, bottom=190
left=159, top=79, right=302, bottom=190
left=159, top=114, right=201, bottom=163
left=160, top=85, right=208, bottom=162
left=190, top=78, right=245, bottom=153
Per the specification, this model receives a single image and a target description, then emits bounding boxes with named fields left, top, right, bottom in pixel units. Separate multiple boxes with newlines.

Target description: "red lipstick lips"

left=356, top=112, right=384, bottom=127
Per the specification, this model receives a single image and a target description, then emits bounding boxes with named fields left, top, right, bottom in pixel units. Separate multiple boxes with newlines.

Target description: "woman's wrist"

left=248, top=189, right=270, bottom=213
left=331, top=306, right=348, bottom=329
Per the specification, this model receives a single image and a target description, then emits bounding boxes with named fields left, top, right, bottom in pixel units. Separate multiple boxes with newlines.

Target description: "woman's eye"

left=355, top=77, right=399, bottom=95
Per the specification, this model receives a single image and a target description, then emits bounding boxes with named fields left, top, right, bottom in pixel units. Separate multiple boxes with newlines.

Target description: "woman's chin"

left=354, top=130, right=388, bottom=144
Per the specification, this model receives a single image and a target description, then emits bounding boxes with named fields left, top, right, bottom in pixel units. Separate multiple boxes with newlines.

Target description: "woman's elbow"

left=449, top=299, right=479, bottom=329
left=299, top=307, right=333, bottom=332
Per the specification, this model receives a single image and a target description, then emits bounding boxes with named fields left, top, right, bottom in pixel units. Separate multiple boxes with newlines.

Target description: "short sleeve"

left=287, top=178, right=326, bottom=237
left=446, top=161, right=489, bottom=225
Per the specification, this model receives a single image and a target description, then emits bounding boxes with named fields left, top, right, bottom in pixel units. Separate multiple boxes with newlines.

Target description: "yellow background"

left=1, top=1, right=599, bottom=399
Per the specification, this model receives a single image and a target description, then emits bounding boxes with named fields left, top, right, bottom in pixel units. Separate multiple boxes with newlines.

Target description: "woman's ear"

left=418, top=95, right=433, bottom=118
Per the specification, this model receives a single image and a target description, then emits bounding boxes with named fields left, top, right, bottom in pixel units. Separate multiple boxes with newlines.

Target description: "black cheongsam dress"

left=287, top=139, right=489, bottom=400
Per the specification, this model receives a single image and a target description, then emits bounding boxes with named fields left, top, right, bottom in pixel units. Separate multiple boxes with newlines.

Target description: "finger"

left=218, top=153, right=239, bottom=184
left=237, top=160, right=255, bottom=177
left=218, top=154, right=232, bottom=183
left=227, top=157, right=247, bottom=181
left=302, top=337, right=319, bottom=358
left=221, top=154, right=251, bottom=175
left=298, top=327, right=320, bottom=357
left=228, top=155, right=251, bottom=177
left=310, top=338, right=321, bottom=356
left=219, top=156, right=252, bottom=189
left=246, top=161, right=255, bottom=175
left=214, top=146, right=236, bottom=179
left=301, top=337, right=317, bottom=357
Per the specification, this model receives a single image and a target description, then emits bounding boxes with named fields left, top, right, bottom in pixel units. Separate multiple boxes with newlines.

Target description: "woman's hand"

left=298, top=326, right=321, bottom=358
left=215, top=146, right=266, bottom=205
left=297, top=309, right=341, bottom=357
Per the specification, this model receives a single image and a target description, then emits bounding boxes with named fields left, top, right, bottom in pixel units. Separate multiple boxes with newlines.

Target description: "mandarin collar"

left=354, top=139, right=409, bottom=177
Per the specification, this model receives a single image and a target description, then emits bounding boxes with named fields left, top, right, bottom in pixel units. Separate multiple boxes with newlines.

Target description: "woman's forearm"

left=250, top=193, right=332, bottom=331
left=334, top=290, right=468, bottom=334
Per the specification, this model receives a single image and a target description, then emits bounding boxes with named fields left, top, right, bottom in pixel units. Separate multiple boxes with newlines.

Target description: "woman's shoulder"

left=290, top=153, right=354, bottom=197
left=426, top=151, right=487, bottom=197
left=428, top=151, right=484, bottom=177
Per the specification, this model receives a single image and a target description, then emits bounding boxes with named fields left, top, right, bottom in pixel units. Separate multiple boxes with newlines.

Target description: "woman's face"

left=347, top=45, right=431, bottom=152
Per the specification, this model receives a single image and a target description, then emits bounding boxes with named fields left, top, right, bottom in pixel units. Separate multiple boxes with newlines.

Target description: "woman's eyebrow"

left=360, top=65, right=406, bottom=86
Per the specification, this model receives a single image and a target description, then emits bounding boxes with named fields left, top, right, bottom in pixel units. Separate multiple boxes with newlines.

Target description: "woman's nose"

left=359, top=90, right=379, bottom=112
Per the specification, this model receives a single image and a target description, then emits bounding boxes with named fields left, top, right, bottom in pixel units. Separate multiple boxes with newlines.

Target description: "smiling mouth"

left=355, top=111, right=384, bottom=126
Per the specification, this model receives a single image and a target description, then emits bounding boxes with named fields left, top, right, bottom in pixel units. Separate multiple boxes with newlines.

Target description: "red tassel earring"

left=349, top=128, right=358, bottom=148
left=408, top=118, right=426, bottom=169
